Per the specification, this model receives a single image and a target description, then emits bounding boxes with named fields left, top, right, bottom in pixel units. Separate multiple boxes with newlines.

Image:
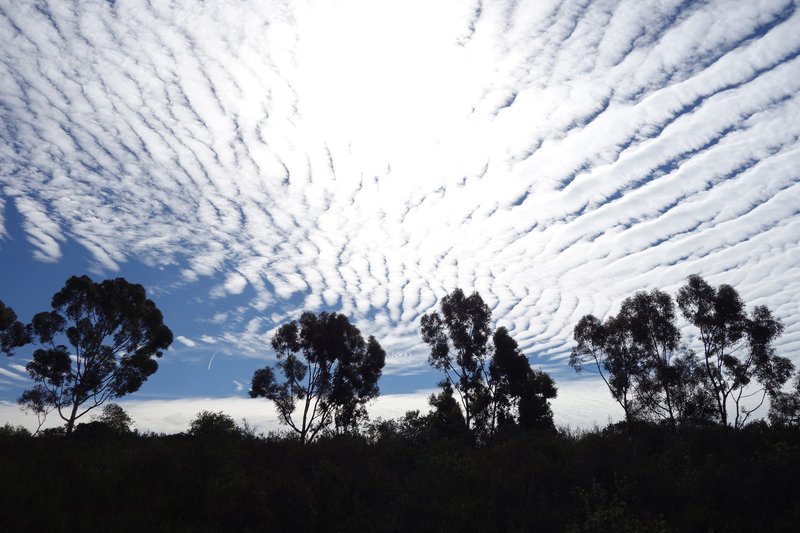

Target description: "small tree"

left=518, top=369, right=558, bottom=430
left=427, top=383, right=469, bottom=439
left=249, top=311, right=385, bottom=443
left=93, top=403, right=134, bottom=433
left=677, top=275, right=794, bottom=428
left=188, top=410, right=239, bottom=437
left=0, top=300, right=30, bottom=356
left=19, top=276, right=173, bottom=434
left=768, top=374, right=800, bottom=428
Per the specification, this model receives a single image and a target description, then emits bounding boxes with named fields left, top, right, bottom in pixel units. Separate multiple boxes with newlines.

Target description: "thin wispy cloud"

left=1, top=0, right=799, bottom=380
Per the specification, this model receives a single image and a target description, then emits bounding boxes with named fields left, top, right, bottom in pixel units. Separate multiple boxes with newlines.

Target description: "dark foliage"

left=1, top=424, right=798, bottom=532
left=0, top=300, right=30, bottom=356
left=92, top=403, right=134, bottom=433
left=573, top=276, right=792, bottom=430
left=422, top=289, right=557, bottom=440
left=421, top=288, right=492, bottom=431
left=17, top=276, right=173, bottom=433
left=188, top=410, right=240, bottom=437
left=250, top=311, right=386, bottom=443
left=769, top=374, right=800, bottom=428
left=677, top=275, right=794, bottom=428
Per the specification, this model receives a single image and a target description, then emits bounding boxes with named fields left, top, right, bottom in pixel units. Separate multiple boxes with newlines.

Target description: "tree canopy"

left=18, top=275, right=173, bottom=434
left=421, top=288, right=557, bottom=440
left=677, top=274, right=794, bottom=428
left=249, top=311, right=386, bottom=443
left=188, top=410, right=240, bottom=437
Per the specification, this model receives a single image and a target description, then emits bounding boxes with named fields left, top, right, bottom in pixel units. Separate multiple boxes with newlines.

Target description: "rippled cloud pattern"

left=2, top=0, right=800, bottom=372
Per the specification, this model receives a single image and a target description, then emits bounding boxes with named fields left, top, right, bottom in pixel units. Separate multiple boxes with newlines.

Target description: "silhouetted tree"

left=571, top=314, right=642, bottom=423
left=18, top=276, right=173, bottom=434
left=518, top=369, right=558, bottom=430
left=428, top=382, right=469, bottom=439
left=768, top=373, right=800, bottom=428
left=487, top=327, right=557, bottom=433
left=421, top=289, right=492, bottom=431
left=188, top=410, right=239, bottom=437
left=92, top=403, right=133, bottom=433
left=572, top=290, right=715, bottom=428
left=618, top=290, right=682, bottom=428
left=618, top=290, right=715, bottom=428
left=249, top=311, right=385, bottom=443
left=677, top=275, right=794, bottom=428
left=422, top=289, right=557, bottom=438
left=0, top=300, right=29, bottom=356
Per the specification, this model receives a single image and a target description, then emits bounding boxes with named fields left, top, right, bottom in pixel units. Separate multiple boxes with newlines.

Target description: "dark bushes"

left=1, top=424, right=798, bottom=532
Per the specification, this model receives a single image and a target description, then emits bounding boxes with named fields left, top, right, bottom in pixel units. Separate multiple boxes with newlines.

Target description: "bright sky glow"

left=1, top=0, right=800, bottom=432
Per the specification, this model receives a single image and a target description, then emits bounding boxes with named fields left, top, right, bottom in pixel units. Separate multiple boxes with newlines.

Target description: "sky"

left=1, top=0, right=800, bottom=434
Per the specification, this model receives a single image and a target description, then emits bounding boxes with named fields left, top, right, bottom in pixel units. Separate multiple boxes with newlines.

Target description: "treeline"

left=2, top=274, right=800, bottom=439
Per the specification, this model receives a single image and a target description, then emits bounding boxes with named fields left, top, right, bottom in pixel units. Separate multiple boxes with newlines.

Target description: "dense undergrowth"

left=1, top=422, right=799, bottom=532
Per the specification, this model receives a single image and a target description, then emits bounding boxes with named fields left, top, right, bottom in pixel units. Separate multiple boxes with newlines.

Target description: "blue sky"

left=2, top=0, right=800, bottom=433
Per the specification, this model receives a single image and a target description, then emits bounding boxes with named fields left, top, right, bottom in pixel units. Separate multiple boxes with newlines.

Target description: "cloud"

left=176, top=336, right=197, bottom=348
left=0, top=0, right=799, bottom=380
left=223, top=273, right=248, bottom=295
left=0, top=367, right=28, bottom=382
left=0, top=391, right=436, bottom=435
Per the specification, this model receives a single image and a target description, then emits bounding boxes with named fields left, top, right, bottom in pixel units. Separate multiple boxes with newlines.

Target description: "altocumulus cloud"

left=1, top=0, right=800, bottom=380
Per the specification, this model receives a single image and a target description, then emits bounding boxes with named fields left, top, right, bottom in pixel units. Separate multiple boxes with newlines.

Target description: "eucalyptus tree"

left=421, top=288, right=492, bottom=432
left=619, top=290, right=684, bottom=428
left=487, top=327, right=557, bottom=432
left=18, top=276, right=173, bottom=434
left=250, top=311, right=385, bottom=443
left=422, top=289, right=557, bottom=437
left=571, top=290, right=714, bottom=428
left=677, top=275, right=793, bottom=428
left=571, top=314, right=642, bottom=423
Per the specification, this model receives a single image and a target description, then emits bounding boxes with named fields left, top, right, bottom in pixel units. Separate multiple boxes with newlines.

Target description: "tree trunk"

left=66, top=403, right=80, bottom=434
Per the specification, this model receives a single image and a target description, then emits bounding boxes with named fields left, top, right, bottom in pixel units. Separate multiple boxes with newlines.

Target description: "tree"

left=249, top=311, right=386, bottom=443
left=0, top=300, right=30, bottom=356
left=422, top=289, right=557, bottom=438
left=18, top=275, right=173, bottom=434
left=677, top=275, right=794, bottom=428
left=518, top=369, right=558, bottom=430
left=571, top=290, right=715, bottom=428
left=427, top=382, right=469, bottom=439
left=421, top=288, right=492, bottom=431
left=188, top=410, right=239, bottom=437
left=487, top=327, right=557, bottom=432
left=768, top=373, right=800, bottom=428
left=92, top=403, right=134, bottom=433
left=617, top=289, right=705, bottom=429
left=571, top=314, right=642, bottom=423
